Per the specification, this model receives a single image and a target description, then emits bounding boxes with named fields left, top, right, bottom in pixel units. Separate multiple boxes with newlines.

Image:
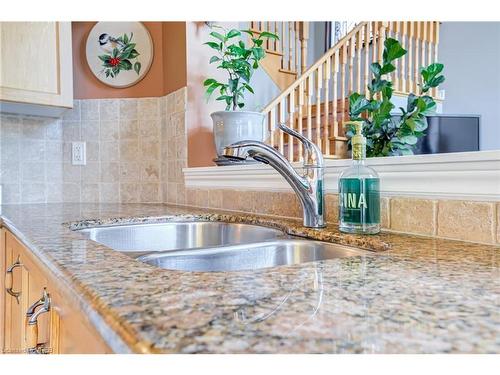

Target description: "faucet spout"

left=223, top=124, right=325, bottom=228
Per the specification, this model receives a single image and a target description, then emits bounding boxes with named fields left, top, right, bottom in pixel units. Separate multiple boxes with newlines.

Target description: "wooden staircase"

left=250, top=22, right=309, bottom=91
left=252, top=21, right=441, bottom=161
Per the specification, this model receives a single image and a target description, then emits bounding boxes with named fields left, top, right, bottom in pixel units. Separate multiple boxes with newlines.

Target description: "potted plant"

left=347, top=38, right=445, bottom=157
left=203, top=25, right=278, bottom=164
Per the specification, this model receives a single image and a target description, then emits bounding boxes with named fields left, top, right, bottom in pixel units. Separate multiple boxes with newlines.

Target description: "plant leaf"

left=134, top=61, right=141, bottom=75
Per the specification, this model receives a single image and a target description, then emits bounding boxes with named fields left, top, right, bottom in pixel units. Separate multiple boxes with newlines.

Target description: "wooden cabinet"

left=0, top=22, right=73, bottom=117
left=1, top=228, right=111, bottom=354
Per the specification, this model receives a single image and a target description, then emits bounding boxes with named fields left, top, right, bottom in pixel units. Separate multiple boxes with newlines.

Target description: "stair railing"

left=260, top=21, right=441, bottom=162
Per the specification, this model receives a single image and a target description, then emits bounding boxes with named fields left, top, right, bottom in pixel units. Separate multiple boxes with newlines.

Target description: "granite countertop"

left=0, top=203, right=498, bottom=353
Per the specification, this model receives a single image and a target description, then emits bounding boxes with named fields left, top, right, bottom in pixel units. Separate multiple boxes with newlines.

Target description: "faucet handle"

left=277, top=123, right=323, bottom=167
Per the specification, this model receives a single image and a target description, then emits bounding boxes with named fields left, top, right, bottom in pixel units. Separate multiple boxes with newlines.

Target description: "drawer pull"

left=25, top=288, right=51, bottom=354
left=5, top=256, right=23, bottom=304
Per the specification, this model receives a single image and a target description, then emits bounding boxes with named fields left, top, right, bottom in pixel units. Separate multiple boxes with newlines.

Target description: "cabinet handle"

left=25, top=288, right=51, bottom=354
left=5, top=256, right=23, bottom=304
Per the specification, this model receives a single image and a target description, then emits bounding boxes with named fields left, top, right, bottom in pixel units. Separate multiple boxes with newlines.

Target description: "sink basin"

left=77, top=221, right=286, bottom=257
left=137, top=239, right=370, bottom=272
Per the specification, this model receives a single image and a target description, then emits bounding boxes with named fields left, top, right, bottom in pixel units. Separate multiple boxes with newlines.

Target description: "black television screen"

left=391, top=114, right=480, bottom=155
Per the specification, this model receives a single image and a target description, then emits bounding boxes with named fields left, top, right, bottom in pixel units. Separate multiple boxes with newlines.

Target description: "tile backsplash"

left=184, top=188, right=500, bottom=245
left=0, top=87, right=187, bottom=204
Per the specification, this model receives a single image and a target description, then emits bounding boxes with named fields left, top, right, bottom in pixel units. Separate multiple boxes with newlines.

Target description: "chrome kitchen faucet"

left=223, top=123, right=325, bottom=228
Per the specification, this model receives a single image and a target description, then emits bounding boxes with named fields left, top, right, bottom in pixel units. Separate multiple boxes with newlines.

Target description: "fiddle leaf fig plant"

left=347, top=38, right=445, bottom=157
left=203, top=25, right=278, bottom=111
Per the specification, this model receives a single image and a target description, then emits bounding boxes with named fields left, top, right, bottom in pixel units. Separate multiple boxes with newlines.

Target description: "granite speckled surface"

left=1, top=203, right=499, bottom=353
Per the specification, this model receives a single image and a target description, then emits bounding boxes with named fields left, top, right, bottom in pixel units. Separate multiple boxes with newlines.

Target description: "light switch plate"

left=72, top=142, right=86, bottom=165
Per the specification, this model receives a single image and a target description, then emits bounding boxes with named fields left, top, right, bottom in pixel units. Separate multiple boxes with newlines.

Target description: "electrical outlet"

left=72, top=142, right=86, bottom=165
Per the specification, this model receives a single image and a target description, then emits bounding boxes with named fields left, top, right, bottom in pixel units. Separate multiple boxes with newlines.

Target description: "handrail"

left=262, top=22, right=369, bottom=113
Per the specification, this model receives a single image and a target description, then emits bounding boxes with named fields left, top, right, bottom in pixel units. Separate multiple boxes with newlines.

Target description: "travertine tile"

left=81, top=162, right=100, bottom=183
left=62, top=182, right=81, bottom=202
left=141, top=162, right=160, bottom=182
left=99, top=99, right=119, bottom=121
left=438, top=200, right=496, bottom=244
left=2, top=183, right=20, bottom=203
left=140, top=138, right=160, bottom=161
left=62, top=121, right=81, bottom=141
left=81, top=100, right=100, bottom=121
left=208, top=189, right=223, bottom=209
left=119, top=120, right=138, bottom=140
left=100, top=141, right=119, bottom=162
left=45, top=141, right=63, bottom=162
left=100, top=121, right=120, bottom=141
left=325, top=194, right=339, bottom=223
left=81, top=121, right=100, bottom=141
left=46, top=183, right=63, bottom=203
left=0, top=160, right=20, bottom=184
left=177, top=184, right=186, bottom=206
left=120, top=140, right=139, bottom=162
left=195, top=189, right=209, bottom=208
left=100, top=162, right=120, bottom=183
left=63, top=163, right=81, bottom=183
left=497, top=203, right=500, bottom=244
left=119, top=99, right=138, bottom=120
left=138, top=98, right=159, bottom=119
left=381, top=197, right=390, bottom=229
left=81, top=183, right=100, bottom=203
left=120, top=183, right=139, bottom=203
left=120, top=162, right=140, bottom=182
left=390, top=197, right=437, bottom=236
left=21, top=139, right=45, bottom=161
left=21, top=161, right=45, bottom=182
left=21, top=183, right=46, bottom=203
left=100, top=183, right=119, bottom=203
left=86, top=141, right=100, bottom=162
left=139, top=118, right=160, bottom=138
left=21, top=119, right=46, bottom=139
left=140, top=183, right=160, bottom=203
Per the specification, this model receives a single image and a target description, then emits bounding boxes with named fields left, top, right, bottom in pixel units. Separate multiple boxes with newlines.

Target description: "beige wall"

left=72, top=22, right=186, bottom=99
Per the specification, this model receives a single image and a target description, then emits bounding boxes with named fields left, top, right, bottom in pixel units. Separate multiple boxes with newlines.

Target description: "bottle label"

left=339, top=178, right=380, bottom=225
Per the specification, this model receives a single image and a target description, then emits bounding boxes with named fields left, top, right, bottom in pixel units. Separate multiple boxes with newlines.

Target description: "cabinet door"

left=48, top=287, right=111, bottom=354
left=0, top=22, right=73, bottom=110
left=20, top=248, right=50, bottom=354
left=3, top=231, right=25, bottom=354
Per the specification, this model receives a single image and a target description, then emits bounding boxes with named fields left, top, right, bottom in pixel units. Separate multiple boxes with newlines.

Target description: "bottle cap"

left=345, top=121, right=366, bottom=160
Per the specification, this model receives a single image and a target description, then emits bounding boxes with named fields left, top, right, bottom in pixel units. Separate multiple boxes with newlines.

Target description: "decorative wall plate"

left=85, top=22, right=154, bottom=88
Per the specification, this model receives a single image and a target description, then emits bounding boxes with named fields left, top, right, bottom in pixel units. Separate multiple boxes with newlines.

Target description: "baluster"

left=273, top=22, right=278, bottom=52
left=306, top=75, right=313, bottom=142
left=288, top=91, right=295, bottom=161
left=295, top=22, right=299, bottom=74
left=356, top=28, right=362, bottom=93
left=348, top=35, right=355, bottom=95
left=340, top=46, right=347, bottom=124
left=297, top=81, right=305, bottom=161
left=372, top=21, right=378, bottom=64
left=281, top=22, right=286, bottom=68
left=332, top=50, right=339, bottom=154
left=323, top=57, right=331, bottom=155
left=421, top=21, right=427, bottom=73
left=414, top=21, right=420, bottom=93
left=300, top=22, right=309, bottom=75
left=278, top=101, right=284, bottom=154
left=315, top=67, right=323, bottom=150
left=407, top=21, right=414, bottom=93
left=392, top=22, right=400, bottom=91
left=364, top=22, right=370, bottom=97
left=377, top=22, right=387, bottom=100
left=288, top=22, right=293, bottom=71
left=433, top=21, right=440, bottom=98
left=400, top=21, right=407, bottom=93
left=269, top=108, right=275, bottom=148
left=427, top=21, right=434, bottom=66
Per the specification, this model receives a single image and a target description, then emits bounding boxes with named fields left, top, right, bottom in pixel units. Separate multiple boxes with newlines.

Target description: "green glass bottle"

left=338, top=121, right=380, bottom=234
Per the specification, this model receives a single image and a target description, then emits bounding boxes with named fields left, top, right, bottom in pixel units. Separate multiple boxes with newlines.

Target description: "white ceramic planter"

left=211, top=111, right=267, bottom=157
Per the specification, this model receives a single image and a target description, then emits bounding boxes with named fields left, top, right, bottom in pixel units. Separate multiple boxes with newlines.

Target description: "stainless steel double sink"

left=77, top=221, right=370, bottom=272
